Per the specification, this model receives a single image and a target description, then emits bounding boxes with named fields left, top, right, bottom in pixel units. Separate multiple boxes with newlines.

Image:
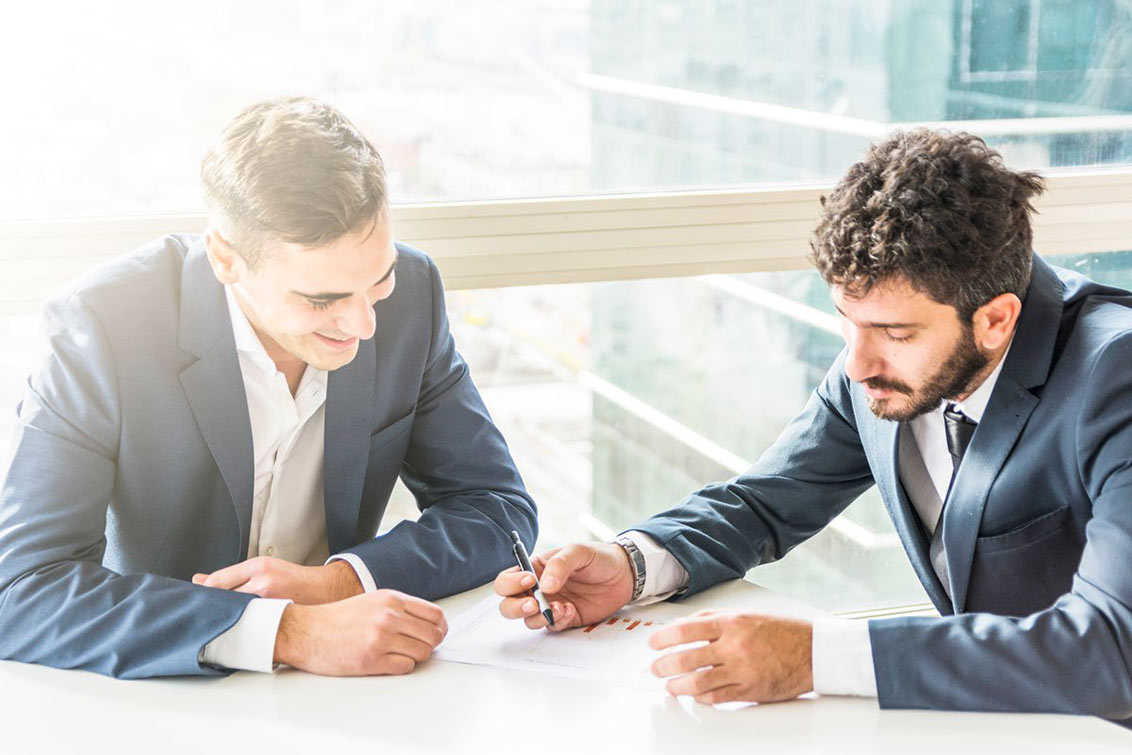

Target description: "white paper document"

left=434, top=595, right=675, bottom=689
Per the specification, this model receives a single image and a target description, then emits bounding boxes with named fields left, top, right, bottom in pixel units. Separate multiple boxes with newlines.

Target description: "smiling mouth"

left=314, top=332, right=357, bottom=350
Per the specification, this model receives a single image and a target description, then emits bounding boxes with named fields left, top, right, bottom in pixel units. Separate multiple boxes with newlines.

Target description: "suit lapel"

left=177, top=244, right=255, bottom=560
left=940, top=377, right=1038, bottom=612
left=941, top=255, right=1064, bottom=612
left=323, top=335, right=375, bottom=555
left=874, top=419, right=952, bottom=612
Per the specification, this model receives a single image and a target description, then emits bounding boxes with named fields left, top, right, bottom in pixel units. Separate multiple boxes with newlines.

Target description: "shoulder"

left=38, top=235, right=198, bottom=362
left=1056, top=299, right=1132, bottom=402
left=385, top=241, right=447, bottom=310
left=44, top=234, right=195, bottom=321
left=391, top=241, right=441, bottom=291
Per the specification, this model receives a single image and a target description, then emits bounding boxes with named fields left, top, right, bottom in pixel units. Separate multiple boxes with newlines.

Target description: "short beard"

left=865, top=325, right=990, bottom=422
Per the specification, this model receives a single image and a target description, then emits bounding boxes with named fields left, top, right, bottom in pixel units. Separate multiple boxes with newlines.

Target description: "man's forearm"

left=323, top=559, right=366, bottom=601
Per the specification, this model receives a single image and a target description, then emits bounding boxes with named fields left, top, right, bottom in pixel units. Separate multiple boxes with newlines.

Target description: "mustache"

left=863, top=377, right=913, bottom=394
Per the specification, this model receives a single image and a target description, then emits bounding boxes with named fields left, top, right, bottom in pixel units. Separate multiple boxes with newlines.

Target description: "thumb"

left=539, top=543, right=598, bottom=594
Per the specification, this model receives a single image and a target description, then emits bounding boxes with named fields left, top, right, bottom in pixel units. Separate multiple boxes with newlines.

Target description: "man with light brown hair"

left=0, top=96, right=537, bottom=678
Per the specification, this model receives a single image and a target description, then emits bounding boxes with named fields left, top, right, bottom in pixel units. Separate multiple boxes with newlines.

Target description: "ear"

left=204, top=228, right=248, bottom=285
left=972, top=292, right=1022, bottom=351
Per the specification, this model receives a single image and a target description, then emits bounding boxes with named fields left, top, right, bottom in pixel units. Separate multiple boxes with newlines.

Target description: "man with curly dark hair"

left=495, top=129, right=1132, bottom=720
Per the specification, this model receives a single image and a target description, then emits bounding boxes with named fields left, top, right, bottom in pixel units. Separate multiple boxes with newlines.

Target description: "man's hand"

left=649, top=611, right=813, bottom=705
left=192, top=557, right=363, bottom=604
left=273, top=590, right=447, bottom=676
left=493, top=542, right=635, bottom=630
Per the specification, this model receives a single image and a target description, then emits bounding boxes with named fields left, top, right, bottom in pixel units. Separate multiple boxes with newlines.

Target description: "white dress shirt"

left=626, top=342, right=1011, bottom=698
left=199, top=285, right=378, bottom=672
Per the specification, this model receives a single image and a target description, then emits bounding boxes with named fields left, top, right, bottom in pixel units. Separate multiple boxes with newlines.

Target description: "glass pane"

left=438, top=273, right=932, bottom=611
left=438, top=253, right=1132, bottom=611
left=2, top=251, right=1129, bottom=612
left=4, top=0, right=1130, bottom=219
left=968, top=0, right=1033, bottom=74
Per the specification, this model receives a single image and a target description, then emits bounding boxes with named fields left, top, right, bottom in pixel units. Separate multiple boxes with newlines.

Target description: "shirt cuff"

left=811, top=618, right=878, bottom=697
left=327, top=553, right=378, bottom=594
left=621, top=530, right=690, bottom=605
left=199, top=598, right=292, bottom=673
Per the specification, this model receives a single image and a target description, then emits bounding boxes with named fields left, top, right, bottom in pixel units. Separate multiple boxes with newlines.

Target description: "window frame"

left=0, top=168, right=1128, bottom=315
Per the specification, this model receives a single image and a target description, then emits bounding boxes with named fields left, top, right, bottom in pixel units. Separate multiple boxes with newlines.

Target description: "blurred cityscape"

left=1, top=1, right=1131, bottom=610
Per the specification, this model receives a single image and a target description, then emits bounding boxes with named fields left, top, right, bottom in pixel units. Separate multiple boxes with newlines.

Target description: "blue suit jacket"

left=0, top=235, right=537, bottom=678
left=634, top=255, right=1132, bottom=719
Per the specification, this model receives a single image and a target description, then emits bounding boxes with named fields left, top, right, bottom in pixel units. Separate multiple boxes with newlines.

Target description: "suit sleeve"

left=870, top=333, right=1132, bottom=719
left=0, top=291, right=255, bottom=678
left=339, top=259, right=538, bottom=600
left=632, top=351, right=877, bottom=597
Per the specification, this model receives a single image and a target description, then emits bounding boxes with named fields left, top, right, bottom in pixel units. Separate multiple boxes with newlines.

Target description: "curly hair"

left=809, top=129, right=1045, bottom=322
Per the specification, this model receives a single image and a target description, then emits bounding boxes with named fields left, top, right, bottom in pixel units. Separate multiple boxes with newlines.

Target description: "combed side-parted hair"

left=809, top=129, right=1045, bottom=321
left=200, top=96, right=387, bottom=266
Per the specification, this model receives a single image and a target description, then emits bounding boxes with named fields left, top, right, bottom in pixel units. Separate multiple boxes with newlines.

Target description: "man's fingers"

left=201, top=561, right=256, bottom=591
left=493, top=567, right=537, bottom=598
left=648, top=617, right=722, bottom=650
left=528, top=546, right=561, bottom=576
left=498, top=595, right=542, bottom=620
left=386, top=633, right=438, bottom=663
left=651, top=644, right=717, bottom=678
left=664, top=666, right=732, bottom=698
left=538, top=544, right=596, bottom=594
left=394, top=613, right=448, bottom=649
left=514, top=599, right=569, bottom=630
left=694, top=685, right=744, bottom=706
left=377, top=653, right=417, bottom=676
left=547, top=601, right=578, bottom=631
left=233, top=580, right=265, bottom=597
left=398, top=594, right=446, bottom=628
left=191, top=573, right=207, bottom=585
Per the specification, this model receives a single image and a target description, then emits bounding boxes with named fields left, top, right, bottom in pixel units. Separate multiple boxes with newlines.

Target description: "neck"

left=233, top=289, right=307, bottom=396
left=257, top=333, right=306, bottom=396
left=955, top=336, right=1012, bottom=403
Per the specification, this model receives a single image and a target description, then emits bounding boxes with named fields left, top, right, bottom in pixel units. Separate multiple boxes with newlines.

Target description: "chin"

left=867, top=396, right=916, bottom=422
left=321, top=347, right=360, bottom=371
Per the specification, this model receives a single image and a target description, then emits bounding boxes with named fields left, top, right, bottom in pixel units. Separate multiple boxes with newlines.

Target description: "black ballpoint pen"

left=510, top=530, right=555, bottom=627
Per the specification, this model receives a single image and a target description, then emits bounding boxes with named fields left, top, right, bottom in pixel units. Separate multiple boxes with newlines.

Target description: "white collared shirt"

left=199, top=286, right=377, bottom=672
left=906, top=344, right=1009, bottom=528
left=627, top=342, right=1012, bottom=698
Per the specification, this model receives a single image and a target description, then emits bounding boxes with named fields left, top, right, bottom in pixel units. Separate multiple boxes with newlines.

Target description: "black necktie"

left=932, top=404, right=979, bottom=596
left=943, top=403, right=977, bottom=475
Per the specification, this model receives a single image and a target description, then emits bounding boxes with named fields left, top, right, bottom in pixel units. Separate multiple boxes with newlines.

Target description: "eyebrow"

left=833, top=303, right=921, bottom=330
left=292, top=253, right=399, bottom=302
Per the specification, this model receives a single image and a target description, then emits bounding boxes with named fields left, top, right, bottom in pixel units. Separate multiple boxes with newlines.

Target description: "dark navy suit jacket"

left=0, top=235, right=537, bottom=678
left=634, top=255, right=1132, bottom=719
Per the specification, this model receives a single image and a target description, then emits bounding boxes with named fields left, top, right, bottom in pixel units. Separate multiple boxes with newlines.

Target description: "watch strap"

left=613, top=535, right=647, bottom=603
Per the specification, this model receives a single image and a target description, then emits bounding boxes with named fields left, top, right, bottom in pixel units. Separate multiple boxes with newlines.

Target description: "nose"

left=335, top=295, right=377, bottom=341
left=842, top=324, right=883, bottom=384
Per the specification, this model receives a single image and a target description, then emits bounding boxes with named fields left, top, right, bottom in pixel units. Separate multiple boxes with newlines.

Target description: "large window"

left=2, top=0, right=1129, bottom=219
left=2, top=0, right=1130, bottom=613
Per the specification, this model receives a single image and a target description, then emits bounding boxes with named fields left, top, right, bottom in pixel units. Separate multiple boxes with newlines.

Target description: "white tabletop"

left=1, top=579, right=1127, bottom=754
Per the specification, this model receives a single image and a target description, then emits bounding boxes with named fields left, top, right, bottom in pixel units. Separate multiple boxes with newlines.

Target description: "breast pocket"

left=967, top=506, right=1084, bottom=616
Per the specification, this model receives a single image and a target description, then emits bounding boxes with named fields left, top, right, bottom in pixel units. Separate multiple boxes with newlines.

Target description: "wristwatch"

left=613, top=535, right=647, bottom=603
